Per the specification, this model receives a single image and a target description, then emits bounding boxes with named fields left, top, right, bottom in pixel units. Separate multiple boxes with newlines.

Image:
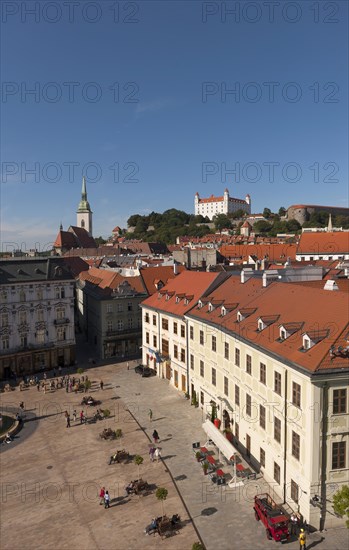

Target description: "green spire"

left=77, top=176, right=91, bottom=212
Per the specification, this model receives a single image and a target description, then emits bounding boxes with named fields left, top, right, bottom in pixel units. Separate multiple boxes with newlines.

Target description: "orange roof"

left=139, top=265, right=186, bottom=295
left=219, top=244, right=297, bottom=262
left=297, top=232, right=349, bottom=255
left=79, top=267, right=145, bottom=293
left=141, top=271, right=222, bottom=316
left=187, top=277, right=349, bottom=373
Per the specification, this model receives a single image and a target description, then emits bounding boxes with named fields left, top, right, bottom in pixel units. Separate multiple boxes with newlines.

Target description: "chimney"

left=323, top=280, right=339, bottom=291
left=173, top=262, right=178, bottom=275
left=241, top=268, right=254, bottom=284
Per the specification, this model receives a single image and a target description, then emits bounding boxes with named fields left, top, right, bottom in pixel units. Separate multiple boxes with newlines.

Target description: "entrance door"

left=246, top=433, right=251, bottom=458
left=174, top=370, right=178, bottom=388
left=191, top=383, right=194, bottom=397
left=181, top=374, right=186, bottom=391
left=165, top=363, right=171, bottom=380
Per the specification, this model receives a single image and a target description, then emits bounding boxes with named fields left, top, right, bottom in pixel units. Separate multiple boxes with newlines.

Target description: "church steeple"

left=76, top=176, right=93, bottom=236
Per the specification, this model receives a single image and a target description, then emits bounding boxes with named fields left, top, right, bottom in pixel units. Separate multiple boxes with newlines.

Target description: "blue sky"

left=1, top=0, right=348, bottom=251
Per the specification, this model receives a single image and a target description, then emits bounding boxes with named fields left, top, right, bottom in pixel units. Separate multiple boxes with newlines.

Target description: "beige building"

left=140, top=270, right=349, bottom=530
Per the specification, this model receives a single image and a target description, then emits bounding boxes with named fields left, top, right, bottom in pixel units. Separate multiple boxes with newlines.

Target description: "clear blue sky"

left=1, top=0, right=348, bottom=251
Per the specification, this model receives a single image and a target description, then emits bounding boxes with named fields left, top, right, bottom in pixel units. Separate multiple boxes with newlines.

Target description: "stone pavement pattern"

left=0, top=373, right=197, bottom=550
left=108, top=362, right=349, bottom=550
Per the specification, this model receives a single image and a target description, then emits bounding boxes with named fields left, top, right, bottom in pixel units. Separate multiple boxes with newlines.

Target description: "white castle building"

left=195, top=188, right=251, bottom=220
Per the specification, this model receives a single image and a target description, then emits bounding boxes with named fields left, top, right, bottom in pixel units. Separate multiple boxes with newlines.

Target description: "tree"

left=278, top=207, right=286, bottom=217
left=333, top=485, right=349, bottom=528
left=253, top=220, right=272, bottom=234
left=213, top=214, right=231, bottom=231
left=156, top=487, right=168, bottom=516
left=95, top=236, right=107, bottom=246
left=127, top=214, right=142, bottom=227
left=263, top=207, right=272, bottom=218
left=133, top=455, right=144, bottom=479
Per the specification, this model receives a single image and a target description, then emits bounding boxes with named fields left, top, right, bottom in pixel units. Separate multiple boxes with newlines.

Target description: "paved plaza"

left=1, top=360, right=348, bottom=550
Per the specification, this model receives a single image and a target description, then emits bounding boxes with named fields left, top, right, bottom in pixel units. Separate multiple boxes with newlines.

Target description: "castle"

left=195, top=188, right=251, bottom=220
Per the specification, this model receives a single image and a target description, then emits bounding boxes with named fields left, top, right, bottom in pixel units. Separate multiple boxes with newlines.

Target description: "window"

left=173, top=322, right=178, bottom=334
left=117, top=320, right=123, bottom=330
left=200, top=391, right=204, bottom=405
left=246, top=354, right=252, bottom=375
left=37, top=289, right=43, bottom=300
left=332, top=442, right=346, bottom=470
left=212, top=335, right=216, bottom=352
left=55, top=287, right=60, bottom=299
left=212, top=368, right=216, bottom=386
left=181, top=325, right=185, bottom=338
left=1, top=313, right=9, bottom=327
left=2, top=336, right=9, bottom=350
left=274, top=371, right=282, bottom=395
left=224, top=376, right=228, bottom=396
left=235, top=384, right=240, bottom=406
left=292, top=382, right=301, bottom=408
left=173, top=344, right=178, bottom=359
left=235, top=348, right=240, bottom=367
left=260, top=448, right=265, bottom=468
left=152, top=315, right=156, bottom=326
left=56, top=329, right=65, bottom=342
left=246, top=394, right=251, bottom=417
left=200, top=330, right=204, bottom=345
left=57, top=307, right=65, bottom=320
left=118, top=303, right=123, bottom=312
left=19, top=310, right=27, bottom=324
left=260, top=363, right=266, bottom=385
left=291, top=480, right=299, bottom=503
left=180, top=348, right=185, bottom=362
left=153, top=335, right=157, bottom=348
left=107, top=320, right=113, bottom=332
left=107, top=304, right=112, bottom=313
left=145, top=312, right=150, bottom=323
left=292, top=431, right=300, bottom=460
left=274, top=416, right=281, bottom=443
left=200, top=360, right=204, bottom=378
left=146, top=332, right=149, bottom=344
left=190, top=354, right=194, bottom=370
left=333, top=389, right=347, bottom=414
left=127, top=302, right=132, bottom=311
left=161, top=338, right=169, bottom=355
left=274, top=462, right=280, bottom=484
left=36, top=329, right=45, bottom=344
left=260, top=405, right=266, bottom=429
left=190, top=326, right=194, bottom=340
left=162, top=318, right=168, bottom=330
left=224, top=342, right=229, bottom=360
left=37, top=309, right=44, bottom=322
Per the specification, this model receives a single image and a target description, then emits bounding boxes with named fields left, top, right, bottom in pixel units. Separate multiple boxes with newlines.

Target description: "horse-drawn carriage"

left=100, top=428, right=117, bottom=440
left=125, top=479, right=150, bottom=496
left=144, top=514, right=181, bottom=538
left=81, top=395, right=100, bottom=406
left=109, top=449, right=129, bottom=464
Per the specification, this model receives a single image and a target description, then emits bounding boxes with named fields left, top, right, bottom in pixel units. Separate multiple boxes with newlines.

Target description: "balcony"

left=54, top=318, right=70, bottom=325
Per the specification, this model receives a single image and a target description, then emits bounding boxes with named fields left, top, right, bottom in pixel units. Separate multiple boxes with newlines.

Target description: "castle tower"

left=76, top=176, right=93, bottom=236
left=194, top=192, right=200, bottom=216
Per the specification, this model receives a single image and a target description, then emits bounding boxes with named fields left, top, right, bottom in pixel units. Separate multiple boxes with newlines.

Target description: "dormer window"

left=198, top=300, right=203, bottom=309
left=221, top=306, right=226, bottom=316
left=303, top=336, right=311, bottom=349
left=208, top=303, right=214, bottom=312
left=280, top=329, right=287, bottom=340
left=278, top=322, right=303, bottom=342
left=258, top=319, right=265, bottom=331
left=237, top=312, right=243, bottom=322
left=301, top=330, right=329, bottom=351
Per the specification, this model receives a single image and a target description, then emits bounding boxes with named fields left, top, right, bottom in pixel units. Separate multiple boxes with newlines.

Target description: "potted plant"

left=115, top=428, right=122, bottom=439
left=102, top=409, right=110, bottom=418
left=133, top=454, right=143, bottom=479
left=77, top=367, right=84, bottom=375
left=202, top=462, right=208, bottom=475
left=195, top=451, right=202, bottom=462
left=211, top=403, right=221, bottom=429
left=156, top=487, right=168, bottom=516
left=192, top=543, right=205, bottom=550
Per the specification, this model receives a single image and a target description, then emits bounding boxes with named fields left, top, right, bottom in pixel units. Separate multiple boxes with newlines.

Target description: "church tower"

left=76, top=176, right=93, bottom=236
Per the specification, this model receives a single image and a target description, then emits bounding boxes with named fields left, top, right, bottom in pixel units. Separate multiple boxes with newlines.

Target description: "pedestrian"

left=152, top=429, right=159, bottom=444
left=100, top=380, right=104, bottom=390
left=290, top=512, right=298, bottom=536
left=37, top=382, right=40, bottom=391
left=298, top=528, right=307, bottom=549
left=80, top=410, right=85, bottom=424
left=127, top=362, right=129, bottom=370
left=19, top=401, right=24, bottom=411
left=104, top=490, right=110, bottom=509
left=73, top=410, right=77, bottom=422
left=154, top=448, right=161, bottom=462
left=66, top=414, right=71, bottom=428
left=43, top=383, right=46, bottom=394
left=149, top=409, right=153, bottom=422
left=149, top=447, right=155, bottom=462
left=43, top=373, right=47, bottom=380
left=99, top=486, right=105, bottom=505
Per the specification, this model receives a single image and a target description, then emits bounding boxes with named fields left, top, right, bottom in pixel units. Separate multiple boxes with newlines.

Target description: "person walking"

left=73, top=410, right=77, bottom=422
left=152, top=429, right=159, bottom=444
left=127, top=362, right=129, bottom=370
left=99, top=486, right=105, bottom=505
left=290, top=512, right=298, bottom=536
left=100, top=380, right=104, bottom=390
left=80, top=410, right=85, bottom=424
left=104, top=490, right=110, bottom=509
left=298, top=528, right=307, bottom=550
left=149, top=446, right=155, bottom=462
left=148, top=409, right=153, bottom=422
left=66, top=414, right=71, bottom=428
left=154, top=448, right=161, bottom=462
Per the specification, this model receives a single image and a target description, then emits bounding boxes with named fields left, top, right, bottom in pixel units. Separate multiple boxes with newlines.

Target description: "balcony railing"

left=54, top=318, right=70, bottom=325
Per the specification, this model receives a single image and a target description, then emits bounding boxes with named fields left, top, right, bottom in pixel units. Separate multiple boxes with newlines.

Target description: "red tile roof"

left=139, top=265, right=186, bottom=295
left=141, top=271, right=223, bottom=316
left=79, top=267, right=145, bottom=293
left=219, top=244, right=297, bottom=262
left=297, top=232, right=349, bottom=255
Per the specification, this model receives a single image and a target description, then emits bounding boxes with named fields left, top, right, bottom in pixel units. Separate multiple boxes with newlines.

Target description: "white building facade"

left=195, top=188, right=251, bottom=220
